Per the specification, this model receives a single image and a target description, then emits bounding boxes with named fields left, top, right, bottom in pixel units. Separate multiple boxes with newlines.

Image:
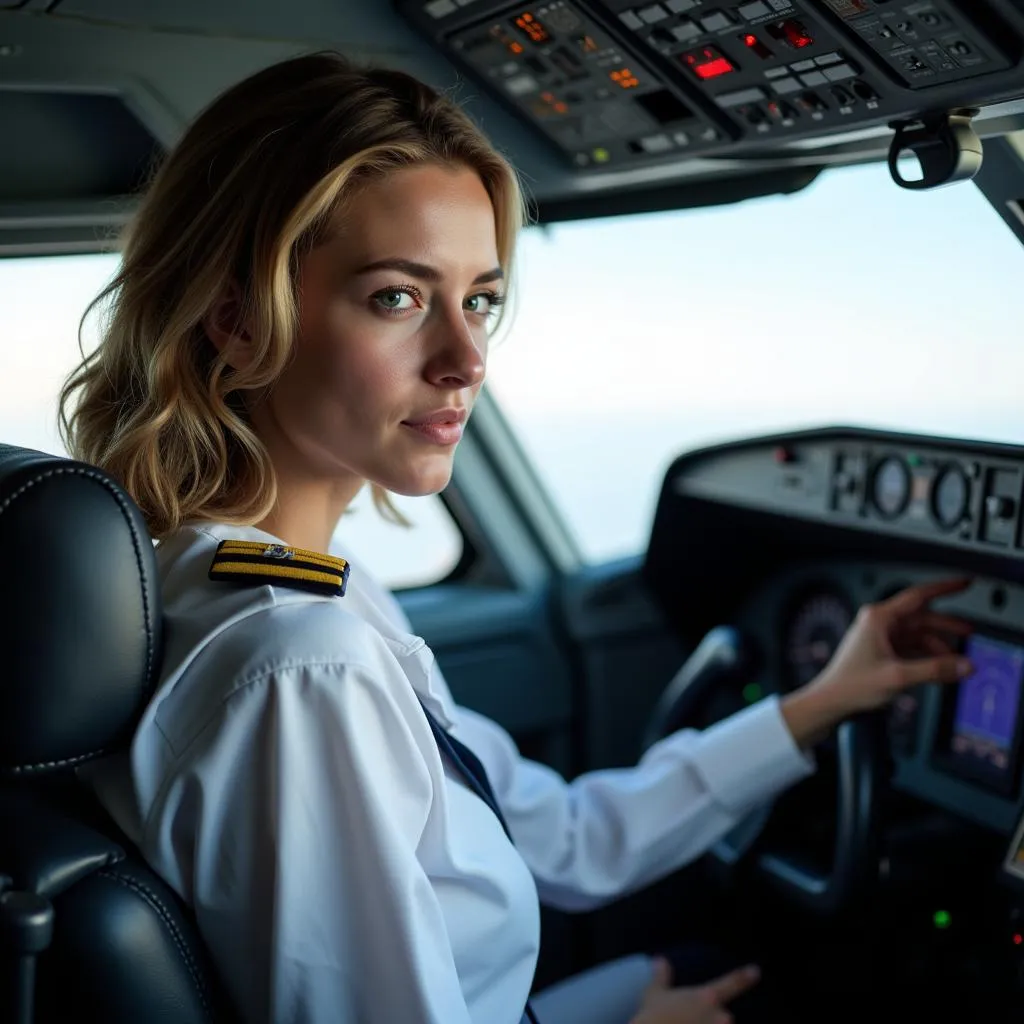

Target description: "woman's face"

left=252, top=163, right=502, bottom=498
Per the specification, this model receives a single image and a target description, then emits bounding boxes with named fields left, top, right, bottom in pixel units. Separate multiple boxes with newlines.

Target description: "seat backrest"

left=0, top=443, right=234, bottom=1023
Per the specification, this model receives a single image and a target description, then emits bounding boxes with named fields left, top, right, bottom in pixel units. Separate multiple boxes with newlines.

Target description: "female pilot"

left=62, top=53, right=973, bottom=1024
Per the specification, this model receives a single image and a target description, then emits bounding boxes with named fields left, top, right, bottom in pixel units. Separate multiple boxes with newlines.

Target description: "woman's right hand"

left=630, top=958, right=761, bottom=1024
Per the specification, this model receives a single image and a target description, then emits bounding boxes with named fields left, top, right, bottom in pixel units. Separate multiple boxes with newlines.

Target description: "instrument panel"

left=645, top=428, right=1024, bottom=836
left=837, top=442, right=1024, bottom=547
left=783, top=587, right=852, bottom=688
left=605, top=0, right=892, bottom=140
left=755, top=563, right=1024, bottom=835
left=669, top=428, right=1024, bottom=555
left=819, top=0, right=1011, bottom=88
left=396, top=0, right=1024, bottom=170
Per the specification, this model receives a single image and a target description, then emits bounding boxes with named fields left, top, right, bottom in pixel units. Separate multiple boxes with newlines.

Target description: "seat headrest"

left=0, top=445, right=162, bottom=778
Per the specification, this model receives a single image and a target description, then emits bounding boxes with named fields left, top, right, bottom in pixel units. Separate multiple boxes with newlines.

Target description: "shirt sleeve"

left=149, top=661, right=475, bottom=1024
left=450, top=695, right=814, bottom=913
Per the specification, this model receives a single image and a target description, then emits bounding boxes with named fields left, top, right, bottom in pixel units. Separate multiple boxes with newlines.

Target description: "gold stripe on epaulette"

left=211, top=561, right=343, bottom=587
left=208, top=539, right=350, bottom=596
left=216, top=540, right=349, bottom=573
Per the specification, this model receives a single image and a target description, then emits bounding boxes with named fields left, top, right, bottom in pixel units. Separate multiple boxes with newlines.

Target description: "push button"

left=824, top=64, right=857, bottom=81
left=700, top=11, right=736, bottom=32
left=980, top=468, right=1021, bottom=546
left=425, top=0, right=456, bottom=16
left=671, top=20, right=702, bottom=41
left=987, top=496, right=1017, bottom=519
left=717, top=86, right=767, bottom=106
left=770, top=77, right=802, bottom=93
left=640, top=133, right=674, bottom=152
left=638, top=4, right=669, bottom=24
left=738, top=1, right=771, bottom=18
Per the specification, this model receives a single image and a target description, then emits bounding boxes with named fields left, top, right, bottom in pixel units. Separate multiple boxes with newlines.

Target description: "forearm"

left=480, top=699, right=814, bottom=910
left=780, top=685, right=844, bottom=749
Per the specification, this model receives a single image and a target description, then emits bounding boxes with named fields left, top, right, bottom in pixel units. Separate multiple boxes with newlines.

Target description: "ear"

left=203, top=282, right=255, bottom=371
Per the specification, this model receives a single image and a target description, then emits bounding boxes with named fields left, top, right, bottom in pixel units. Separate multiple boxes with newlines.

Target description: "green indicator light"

left=742, top=683, right=763, bottom=704
left=908, top=454, right=922, bottom=467
left=933, top=910, right=952, bottom=929
left=592, top=147, right=610, bottom=163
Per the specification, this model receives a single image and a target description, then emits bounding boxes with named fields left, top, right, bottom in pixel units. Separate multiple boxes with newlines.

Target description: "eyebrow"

left=355, top=258, right=504, bottom=286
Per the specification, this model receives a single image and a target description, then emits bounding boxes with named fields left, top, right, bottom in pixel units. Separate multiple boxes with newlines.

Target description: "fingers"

left=883, top=577, right=972, bottom=617
left=891, top=654, right=973, bottom=688
left=646, top=957, right=673, bottom=992
left=914, top=612, right=974, bottom=637
left=919, top=634, right=954, bottom=657
left=700, top=964, right=761, bottom=1006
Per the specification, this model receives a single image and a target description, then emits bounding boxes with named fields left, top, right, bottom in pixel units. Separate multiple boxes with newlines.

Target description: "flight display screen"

left=944, top=634, right=1024, bottom=791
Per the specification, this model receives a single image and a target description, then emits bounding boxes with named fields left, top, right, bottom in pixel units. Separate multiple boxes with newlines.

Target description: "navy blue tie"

left=418, top=701, right=541, bottom=1024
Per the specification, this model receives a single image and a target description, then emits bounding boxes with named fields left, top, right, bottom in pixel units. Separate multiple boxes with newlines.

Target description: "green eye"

left=372, top=287, right=418, bottom=314
left=465, top=291, right=504, bottom=316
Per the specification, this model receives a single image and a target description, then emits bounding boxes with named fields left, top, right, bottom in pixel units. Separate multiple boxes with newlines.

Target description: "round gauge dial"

left=872, top=456, right=911, bottom=517
left=931, top=464, right=969, bottom=528
left=785, top=592, right=853, bottom=689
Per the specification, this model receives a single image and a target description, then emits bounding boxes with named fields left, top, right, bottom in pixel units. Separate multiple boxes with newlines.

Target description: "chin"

left=379, top=458, right=455, bottom=498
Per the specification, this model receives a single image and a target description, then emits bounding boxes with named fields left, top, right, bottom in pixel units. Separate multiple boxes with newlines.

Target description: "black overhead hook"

left=888, top=108, right=984, bottom=190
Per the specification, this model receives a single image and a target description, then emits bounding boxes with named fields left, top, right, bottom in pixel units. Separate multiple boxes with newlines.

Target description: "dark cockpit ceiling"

left=2, top=0, right=1024, bottom=254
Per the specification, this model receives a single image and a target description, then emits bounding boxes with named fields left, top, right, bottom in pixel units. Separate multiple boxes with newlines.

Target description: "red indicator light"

left=695, top=58, right=734, bottom=78
left=609, top=67, right=640, bottom=88
left=774, top=446, right=796, bottom=464
left=1014, top=934, right=1023, bottom=946
left=515, top=11, right=550, bottom=43
left=683, top=47, right=736, bottom=79
left=741, top=32, right=773, bottom=59
left=768, top=18, right=814, bottom=48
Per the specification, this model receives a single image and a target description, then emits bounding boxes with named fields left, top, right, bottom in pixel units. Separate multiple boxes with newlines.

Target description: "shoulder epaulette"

left=208, top=539, right=350, bottom=597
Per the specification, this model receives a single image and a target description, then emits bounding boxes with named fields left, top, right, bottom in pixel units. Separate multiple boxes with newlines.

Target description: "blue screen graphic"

left=951, top=634, right=1024, bottom=774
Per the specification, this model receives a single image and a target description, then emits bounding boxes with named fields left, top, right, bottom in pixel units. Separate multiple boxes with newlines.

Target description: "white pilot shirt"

left=85, top=522, right=814, bottom=1024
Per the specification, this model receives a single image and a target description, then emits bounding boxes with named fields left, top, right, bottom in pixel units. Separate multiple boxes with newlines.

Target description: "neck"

left=255, top=482, right=362, bottom=554
left=255, top=460, right=364, bottom=556
left=249, top=403, right=365, bottom=553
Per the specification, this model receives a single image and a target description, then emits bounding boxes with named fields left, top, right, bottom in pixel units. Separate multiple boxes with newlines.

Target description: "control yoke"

left=643, top=625, right=884, bottom=914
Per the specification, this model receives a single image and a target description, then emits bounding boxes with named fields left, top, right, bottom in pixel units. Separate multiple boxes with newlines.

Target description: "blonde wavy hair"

left=60, top=52, right=526, bottom=540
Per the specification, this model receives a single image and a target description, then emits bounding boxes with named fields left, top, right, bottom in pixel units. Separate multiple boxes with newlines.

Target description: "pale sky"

left=2, top=160, right=1022, bottom=576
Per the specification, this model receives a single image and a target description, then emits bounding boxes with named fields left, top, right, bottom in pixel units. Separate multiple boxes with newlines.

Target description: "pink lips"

left=401, top=407, right=467, bottom=446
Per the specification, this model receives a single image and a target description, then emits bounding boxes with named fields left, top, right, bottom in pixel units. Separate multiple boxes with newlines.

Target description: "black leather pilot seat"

left=0, top=443, right=233, bottom=1023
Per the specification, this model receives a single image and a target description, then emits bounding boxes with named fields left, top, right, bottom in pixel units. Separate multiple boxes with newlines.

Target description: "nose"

left=424, top=308, right=486, bottom=390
